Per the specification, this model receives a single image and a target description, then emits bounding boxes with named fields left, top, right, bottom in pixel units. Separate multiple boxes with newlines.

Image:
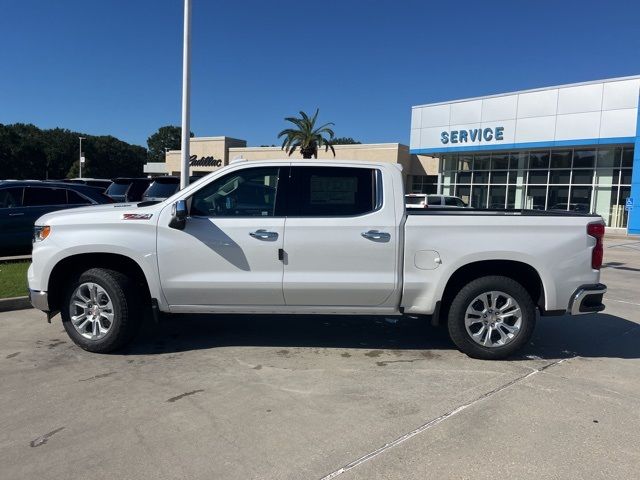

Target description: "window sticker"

left=309, top=176, right=358, bottom=205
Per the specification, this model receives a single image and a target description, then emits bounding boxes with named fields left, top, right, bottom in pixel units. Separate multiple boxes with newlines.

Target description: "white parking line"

left=319, top=358, right=570, bottom=480
left=607, top=298, right=640, bottom=307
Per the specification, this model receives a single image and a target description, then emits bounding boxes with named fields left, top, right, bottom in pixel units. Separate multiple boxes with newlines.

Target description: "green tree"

left=0, top=123, right=147, bottom=180
left=146, top=126, right=194, bottom=163
left=331, top=137, right=361, bottom=145
left=278, top=109, right=335, bottom=159
left=67, top=135, right=146, bottom=178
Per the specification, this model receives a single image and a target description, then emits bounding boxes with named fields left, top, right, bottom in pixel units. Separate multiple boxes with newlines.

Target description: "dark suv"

left=105, top=178, right=152, bottom=202
left=0, top=181, right=112, bottom=255
left=63, top=178, right=113, bottom=192
left=141, top=176, right=180, bottom=202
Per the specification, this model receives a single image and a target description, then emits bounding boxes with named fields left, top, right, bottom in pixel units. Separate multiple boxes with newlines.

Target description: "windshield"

left=145, top=181, right=179, bottom=198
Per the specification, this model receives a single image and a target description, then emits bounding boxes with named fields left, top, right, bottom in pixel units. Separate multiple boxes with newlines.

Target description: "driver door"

left=157, top=165, right=287, bottom=306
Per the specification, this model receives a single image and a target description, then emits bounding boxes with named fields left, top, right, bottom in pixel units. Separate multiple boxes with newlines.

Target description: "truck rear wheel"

left=447, top=275, right=536, bottom=360
left=61, top=268, right=142, bottom=353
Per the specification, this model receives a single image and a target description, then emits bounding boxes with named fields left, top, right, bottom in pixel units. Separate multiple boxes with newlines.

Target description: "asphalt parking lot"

left=1, top=238, right=639, bottom=480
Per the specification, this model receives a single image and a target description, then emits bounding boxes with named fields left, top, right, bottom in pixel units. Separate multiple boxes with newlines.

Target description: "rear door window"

left=0, top=187, right=24, bottom=208
left=290, top=167, right=376, bottom=216
left=427, top=195, right=442, bottom=206
left=23, top=187, right=67, bottom=206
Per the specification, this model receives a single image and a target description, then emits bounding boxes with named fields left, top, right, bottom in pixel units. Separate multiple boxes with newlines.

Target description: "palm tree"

left=278, top=109, right=336, bottom=159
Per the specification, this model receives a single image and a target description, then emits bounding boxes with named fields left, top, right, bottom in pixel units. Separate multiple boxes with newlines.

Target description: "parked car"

left=550, top=203, right=590, bottom=213
left=63, top=178, right=113, bottom=193
left=28, top=160, right=606, bottom=359
left=405, top=193, right=468, bottom=209
left=141, top=176, right=180, bottom=202
left=0, top=181, right=112, bottom=255
left=140, top=175, right=212, bottom=203
left=104, top=178, right=152, bottom=202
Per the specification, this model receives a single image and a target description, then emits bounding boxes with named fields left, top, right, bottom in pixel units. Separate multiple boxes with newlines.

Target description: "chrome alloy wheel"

left=464, top=290, right=522, bottom=348
left=69, top=282, right=114, bottom=340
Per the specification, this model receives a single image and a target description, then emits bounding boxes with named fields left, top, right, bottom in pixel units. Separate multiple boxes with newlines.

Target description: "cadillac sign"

left=189, top=155, right=223, bottom=167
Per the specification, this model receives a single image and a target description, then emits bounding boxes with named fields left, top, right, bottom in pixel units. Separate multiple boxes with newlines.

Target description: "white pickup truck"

left=28, top=160, right=607, bottom=359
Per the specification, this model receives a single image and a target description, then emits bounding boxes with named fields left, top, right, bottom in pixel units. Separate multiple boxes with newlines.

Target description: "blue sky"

left=1, top=0, right=639, bottom=148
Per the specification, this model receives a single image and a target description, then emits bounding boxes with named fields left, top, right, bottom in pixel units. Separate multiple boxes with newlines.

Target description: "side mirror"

left=169, top=199, right=187, bottom=230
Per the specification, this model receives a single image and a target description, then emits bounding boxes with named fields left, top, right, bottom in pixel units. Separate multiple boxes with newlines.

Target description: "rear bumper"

left=568, top=283, right=607, bottom=315
left=29, top=289, right=49, bottom=312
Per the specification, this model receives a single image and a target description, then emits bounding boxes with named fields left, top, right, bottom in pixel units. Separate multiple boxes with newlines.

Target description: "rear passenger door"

left=282, top=165, right=398, bottom=306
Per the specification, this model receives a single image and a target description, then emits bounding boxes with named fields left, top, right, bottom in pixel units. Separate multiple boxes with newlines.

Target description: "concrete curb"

left=0, top=255, right=31, bottom=263
left=0, top=296, right=32, bottom=313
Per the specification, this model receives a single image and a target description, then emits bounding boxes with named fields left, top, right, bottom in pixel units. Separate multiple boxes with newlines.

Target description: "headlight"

left=33, top=225, right=51, bottom=242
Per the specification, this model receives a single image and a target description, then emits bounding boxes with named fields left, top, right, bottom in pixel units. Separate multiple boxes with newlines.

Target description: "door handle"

left=9, top=212, right=24, bottom=216
left=249, top=229, right=278, bottom=241
left=361, top=230, right=391, bottom=241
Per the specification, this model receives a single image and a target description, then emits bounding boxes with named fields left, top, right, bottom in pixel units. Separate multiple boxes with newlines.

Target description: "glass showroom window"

left=439, top=146, right=633, bottom=225
left=410, top=175, right=438, bottom=194
left=594, top=147, right=633, bottom=228
left=446, top=152, right=525, bottom=209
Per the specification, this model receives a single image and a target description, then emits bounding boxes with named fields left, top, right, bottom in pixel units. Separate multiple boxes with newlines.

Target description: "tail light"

left=587, top=222, right=605, bottom=270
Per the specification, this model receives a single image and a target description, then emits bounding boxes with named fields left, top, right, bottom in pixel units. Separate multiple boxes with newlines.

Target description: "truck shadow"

left=122, top=312, right=640, bottom=361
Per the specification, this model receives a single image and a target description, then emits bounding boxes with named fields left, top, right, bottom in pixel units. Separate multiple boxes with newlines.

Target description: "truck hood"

left=36, top=202, right=163, bottom=226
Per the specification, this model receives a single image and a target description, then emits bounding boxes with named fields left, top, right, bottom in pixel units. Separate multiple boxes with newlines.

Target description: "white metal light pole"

left=180, top=0, right=192, bottom=189
left=78, top=136, right=86, bottom=178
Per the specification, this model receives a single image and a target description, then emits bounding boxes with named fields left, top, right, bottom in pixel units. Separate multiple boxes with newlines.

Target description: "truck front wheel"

left=447, top=275, right=536, bottom=360
left=60, top=268, right=142, bottom=353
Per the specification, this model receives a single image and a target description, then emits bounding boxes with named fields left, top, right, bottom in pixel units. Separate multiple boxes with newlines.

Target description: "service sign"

left=441, top=126, right=505, bottom=145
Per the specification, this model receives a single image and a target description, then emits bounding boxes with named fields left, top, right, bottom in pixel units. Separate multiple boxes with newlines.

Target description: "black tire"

left=447, top=275, right=536, bottom=360
left=61, top=268, right=142, bottom=353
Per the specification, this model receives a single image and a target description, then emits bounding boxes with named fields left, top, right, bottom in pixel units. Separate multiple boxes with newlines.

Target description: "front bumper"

left=568, top=283, right=607, bottom=315
left=29, top=289, right=49, bottom=312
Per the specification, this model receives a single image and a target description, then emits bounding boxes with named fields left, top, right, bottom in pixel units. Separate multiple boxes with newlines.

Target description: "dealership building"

left=144, top=138, right=440, bottom=193
left=145, top=75, right=639, bottom=234
left=411, top=75, right=640, bottom=233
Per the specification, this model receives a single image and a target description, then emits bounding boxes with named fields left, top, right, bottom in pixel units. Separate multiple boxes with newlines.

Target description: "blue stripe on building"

left=410, top=137, right=636, bottom=155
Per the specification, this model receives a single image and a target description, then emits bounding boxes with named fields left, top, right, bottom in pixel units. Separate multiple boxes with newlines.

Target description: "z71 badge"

left=122, top=213, right=153, bottom=220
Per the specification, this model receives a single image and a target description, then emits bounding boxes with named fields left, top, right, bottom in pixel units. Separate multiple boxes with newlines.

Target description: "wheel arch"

left=47, top=253, right=151, bottom=313
left=437, top=260, right=545, bottom=325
